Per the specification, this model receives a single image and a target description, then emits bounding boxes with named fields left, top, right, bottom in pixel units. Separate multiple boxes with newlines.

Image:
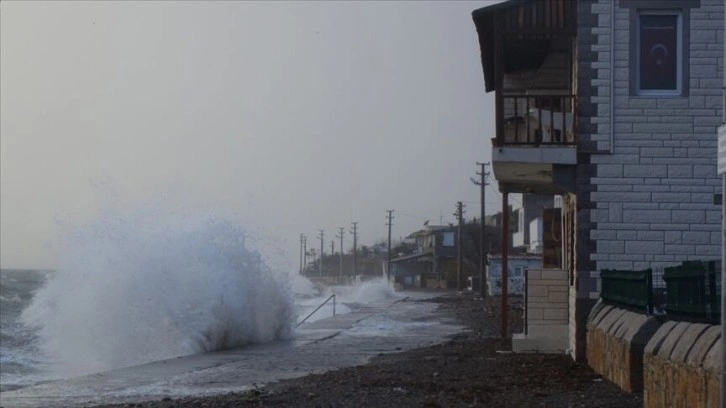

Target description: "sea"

left=0, top=208, right=395, bottom=394
left=0, top=268, right=396, bottom=394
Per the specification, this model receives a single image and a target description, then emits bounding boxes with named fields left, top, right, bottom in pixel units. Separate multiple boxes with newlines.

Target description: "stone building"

left=472, top=0, right=724, bottom=361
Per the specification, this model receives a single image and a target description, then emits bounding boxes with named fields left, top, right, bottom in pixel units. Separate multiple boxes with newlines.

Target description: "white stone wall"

left=585, top=0, right=724, bottom=299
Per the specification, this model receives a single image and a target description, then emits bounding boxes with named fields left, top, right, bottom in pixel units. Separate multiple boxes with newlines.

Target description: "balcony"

left=497, top=94, right=576, bottom=146
left=472, top=0, right=578, bottom=195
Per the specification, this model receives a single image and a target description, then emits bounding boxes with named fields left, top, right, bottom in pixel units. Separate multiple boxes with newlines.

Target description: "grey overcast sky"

left=1, top=1, right=501, bottom=270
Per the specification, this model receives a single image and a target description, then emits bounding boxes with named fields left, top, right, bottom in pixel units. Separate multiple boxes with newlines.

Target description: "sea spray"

left=21, top=208, right=296, bottom=377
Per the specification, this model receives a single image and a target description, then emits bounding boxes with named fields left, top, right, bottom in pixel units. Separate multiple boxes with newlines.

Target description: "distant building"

left=390, top=225, right=472, bottom=289
left=486, top=253, right=542, bottom=296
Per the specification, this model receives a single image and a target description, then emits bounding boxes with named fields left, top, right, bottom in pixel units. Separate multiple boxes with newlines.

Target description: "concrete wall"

left=526, top=269, right=569, bottom=329
left=586, top=302, right=662, bottom=392
left=513, top=268, right=569, bottom=352
left=643, top=321, right=721, bottom=408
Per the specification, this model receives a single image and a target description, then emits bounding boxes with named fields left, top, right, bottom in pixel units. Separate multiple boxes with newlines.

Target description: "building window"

left=442, top=232, right=454, bottom=247
left=637, top=12, right=682, bottom=95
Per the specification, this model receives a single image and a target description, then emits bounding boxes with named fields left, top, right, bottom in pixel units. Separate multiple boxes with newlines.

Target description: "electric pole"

left=386, top=210, right=394, bottom=282
left=502, top=192, right=509, bottom=339
left=472, top=162, right=490, bottom=298
left=351, top=222, right=358, bottom=281
left=318, top=230, right=324, bottom=278
left=336, top=227, right=344, bottom=282
left=303, top=235, right=307, bottom=273
left=455, top=201, right=465, bottom=291
left=299, top=233, right=305, bottom=274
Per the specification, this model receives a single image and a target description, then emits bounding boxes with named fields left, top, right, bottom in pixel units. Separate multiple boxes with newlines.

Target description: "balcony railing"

left=496, top=94, right=576, bottom=146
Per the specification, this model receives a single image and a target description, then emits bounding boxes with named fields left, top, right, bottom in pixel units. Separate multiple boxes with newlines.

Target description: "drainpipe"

left=721, top=5, right=725, bottom=408
left=501, top=193, right=509, bottom=339
left=609, top=0, right=615, bottom=153
left=721, top=172, right=725, bottom=408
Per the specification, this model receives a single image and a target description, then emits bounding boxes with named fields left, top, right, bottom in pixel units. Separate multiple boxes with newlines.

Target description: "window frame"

left=623, top=0, right=698, bottom=98
left=635, top=11, right=683, bottom=96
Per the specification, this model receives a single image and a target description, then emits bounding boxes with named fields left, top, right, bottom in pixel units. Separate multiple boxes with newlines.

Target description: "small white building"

left=487, top=253, right=542, bottom=296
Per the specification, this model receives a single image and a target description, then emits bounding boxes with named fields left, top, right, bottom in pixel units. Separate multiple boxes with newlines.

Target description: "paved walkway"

left=0, top=292, right=464, bottom=408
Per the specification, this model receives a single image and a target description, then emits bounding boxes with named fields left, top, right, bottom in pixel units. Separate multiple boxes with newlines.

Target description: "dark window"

left=638, top=14, right=679, bottom=92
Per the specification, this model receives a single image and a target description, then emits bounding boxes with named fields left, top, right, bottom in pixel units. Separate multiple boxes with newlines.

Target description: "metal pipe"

left=296, top=294, right=336, bottom=327
left=502, top=192, right=509, bottom=339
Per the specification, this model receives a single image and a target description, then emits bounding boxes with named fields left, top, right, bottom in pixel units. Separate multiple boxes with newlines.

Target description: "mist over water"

left=20, top=208, right=297, bottom=378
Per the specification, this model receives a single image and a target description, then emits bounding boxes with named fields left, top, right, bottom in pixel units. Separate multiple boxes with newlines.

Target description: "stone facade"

left=575, top=0, right=724, bottom=361
left=586, top=0, right=724, bottom=271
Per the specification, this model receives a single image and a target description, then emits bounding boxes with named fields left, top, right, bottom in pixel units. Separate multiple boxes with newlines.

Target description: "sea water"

left=1, top=208, right=298, bottom=391
left=0, top=209, right=395, bottom=393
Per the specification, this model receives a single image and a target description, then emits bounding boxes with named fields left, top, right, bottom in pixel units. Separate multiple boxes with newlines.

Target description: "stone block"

left=625, top=240, right=664, bottom=255
left=656, top=322, right=692, bottom=360
left=548, top=291, right=568, bottom=303
left=526, top=269, right=541, bottom=280
left=685, top=325, right=720, bottom=368
left=540, top=270, right=567, bottom=280
left=645, top=321, right=678, bottom=356
left=623, top=165, right=667, bottom=178
left=682, top=231, right=712, bottom=245
left=543, top=308, right=568, bottom=321
left=671, top=324, right=710, bottom=364
left=672, top=210, right=706, bottom=223
left=667, top=165, right=694, bottom=178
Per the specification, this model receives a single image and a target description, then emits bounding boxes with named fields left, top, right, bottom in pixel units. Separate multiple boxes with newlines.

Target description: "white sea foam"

left=21, top=208, right=296, bottom=377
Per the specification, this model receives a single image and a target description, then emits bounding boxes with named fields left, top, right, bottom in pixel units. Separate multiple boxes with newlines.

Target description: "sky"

left=0, top=1, right=501, bottom=270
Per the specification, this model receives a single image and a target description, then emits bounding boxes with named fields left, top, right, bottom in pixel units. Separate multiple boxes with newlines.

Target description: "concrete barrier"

left=586, top=304, right=661, bottom=392
left=643, top=321, right=721, bottom=408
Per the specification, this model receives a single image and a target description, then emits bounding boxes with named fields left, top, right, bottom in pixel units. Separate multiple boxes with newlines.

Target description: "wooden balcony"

left=495, top=94, right=576, bottom=147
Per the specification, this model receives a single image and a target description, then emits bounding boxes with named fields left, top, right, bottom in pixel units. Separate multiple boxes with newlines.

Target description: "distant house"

left=486, top=253, right=542, bottom=296
left=390, top=225, right=469, bottom=289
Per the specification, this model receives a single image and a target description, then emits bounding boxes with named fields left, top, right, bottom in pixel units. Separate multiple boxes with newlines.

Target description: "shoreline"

left=90, top=293, right=641, bottom=408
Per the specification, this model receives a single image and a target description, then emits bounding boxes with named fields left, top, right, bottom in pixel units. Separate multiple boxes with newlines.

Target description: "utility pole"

left=351, top=222, right=358, bottom=281
left=299, top=233, right=305, bottom=274
left=454, top=201, right=465, bottom=291
left=472, top=162, right=490, bottom=297
left=318, top=230, right=324, bottom=278
left=303, top=235, right=307, bottom=273
left=386, top=210, right=394, bottom=282
left=336, top=227, right=344, bottom=282
left=502, top=192, right=509, bottom=339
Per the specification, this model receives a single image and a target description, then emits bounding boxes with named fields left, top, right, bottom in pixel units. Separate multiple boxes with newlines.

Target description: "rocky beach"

left=91, top=293, right=642, bottom=408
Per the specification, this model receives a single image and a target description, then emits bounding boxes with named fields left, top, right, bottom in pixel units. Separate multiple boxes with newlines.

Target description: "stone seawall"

left=643, top=321, right=721, bottom=408
left=586, top=301, right=661, bottom=392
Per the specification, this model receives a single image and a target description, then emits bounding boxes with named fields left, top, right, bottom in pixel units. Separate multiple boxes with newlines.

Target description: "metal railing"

left=663, top=261, right=720, bottom=321
left=296, top=294, right=336, bottom=328
left=600, top=268, right=652, bottom=313
left=600, top=261, right=721, bottom=323
left=497, top=94, right=577, bottom=146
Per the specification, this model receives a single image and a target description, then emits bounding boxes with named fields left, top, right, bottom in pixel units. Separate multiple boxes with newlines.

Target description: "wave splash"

left=21, top=209, right=296, bottom=377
